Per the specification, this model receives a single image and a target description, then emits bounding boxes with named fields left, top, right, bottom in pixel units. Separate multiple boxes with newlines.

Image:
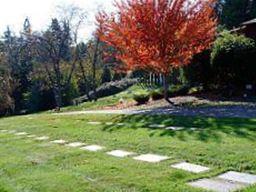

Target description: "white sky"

left=0, top=0, right=116, bottom=42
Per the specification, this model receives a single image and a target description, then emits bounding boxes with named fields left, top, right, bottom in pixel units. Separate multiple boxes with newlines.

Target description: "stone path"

left=87, top=121, right=102, bottom=125
left=189, top=171, right=256, bottom=192
left=1, top=128, right=256, bottom=191
left=81, top=145, right=104, bottom=152
left=15, top=132, right=28, bottom=136
left=51, top=139, right=67, bottom=144
left=107, top=150, right=135, bottom=157
left=35, top=136, right=49, bottom=141
left=133, top=154, right=169, bottom=163
left=189, top=178, right=247, bottom=192
left=171, top=162, right=210, bottom=173
left=66, top=142, right=86, bottom=148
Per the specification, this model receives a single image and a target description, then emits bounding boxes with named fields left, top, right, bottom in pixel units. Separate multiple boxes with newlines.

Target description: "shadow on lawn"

left=101, top=114, right=256, bottom=142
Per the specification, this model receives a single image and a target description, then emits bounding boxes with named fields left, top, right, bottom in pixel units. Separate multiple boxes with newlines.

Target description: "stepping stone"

left=165, top=126, right=184, bottom=131
left=27, top=135, right=36, bottom=138
left=80, top=145, right=104, bottom=152
left=0, top=130, right=8, bottom=133
left=218, top=171, right=256, bottom=185
left=133, top=154, right=169, bottom=163
left=50, top=139, right=67, bottom=144
left=66, top=142, right=85, bottom=148
left=15, top=132, right=28, bottom=136
left=188, top=178, right=247, bottom=192
left=190, top=127, right=198, bottom=131
left=116, top=123, right=124, bottom=126
left=149, top=124, right=166, bottom=128
left=8, top=130, right=17, bottom=134
left=171, top=162, right=210, bottom=173
left=105, top=122, right=114, bottom=125
left=35, top=136, right=49, bottom=141
left=107, top=150, right=135, bottom=158
left=87, top=122, right=101, bottom=125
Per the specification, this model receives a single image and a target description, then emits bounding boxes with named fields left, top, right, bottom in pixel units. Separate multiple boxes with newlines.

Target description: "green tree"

left=221, top=0, right=256, bottom=28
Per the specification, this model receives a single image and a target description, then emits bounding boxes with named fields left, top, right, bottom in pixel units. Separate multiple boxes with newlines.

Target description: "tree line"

left=0, top=6, right=122, bottom=115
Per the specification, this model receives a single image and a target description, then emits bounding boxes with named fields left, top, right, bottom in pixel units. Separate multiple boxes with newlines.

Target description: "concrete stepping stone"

left=188, top=178, right=247, bottom=192
left=50, top=139, right=67, bottom=144
left=80, top=145, right=104, bottom=152
left=149, top=124, right=166, bottom=128
left=116, top=123, right=124, bottom=126
left=218, top=171, right=256, bottom=185
left=27, top=135, right=36, bottom=138
left=87, top=122, right=102, bottom=125
left=133, top=154, right=169, bottom=163
left=7, top=130, right=16, bottom=134
left=15, top=132, right=28, bottom=136
left=35, top=136, right=49, bottom=141
left=171, top=162, right=210, bottom=173
left=66, top=142, right=85, bottom=148
left=165, top=126, right=184, bottom=131
left=107, top=150, right=135, bottom=158
left=105, top=122, right=114, bottom=125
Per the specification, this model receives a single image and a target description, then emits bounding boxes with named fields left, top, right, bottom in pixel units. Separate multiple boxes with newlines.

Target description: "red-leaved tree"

left=96, top=0, right=217, bottom=101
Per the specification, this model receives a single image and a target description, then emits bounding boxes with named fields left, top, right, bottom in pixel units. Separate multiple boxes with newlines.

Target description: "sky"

left=0, top=0, right=116, bottom=42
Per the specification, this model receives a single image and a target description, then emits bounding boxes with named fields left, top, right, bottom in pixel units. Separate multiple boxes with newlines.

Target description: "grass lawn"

left=61, top=85, right=145, bottom=112
left=1, top=113, right=256, bottom=192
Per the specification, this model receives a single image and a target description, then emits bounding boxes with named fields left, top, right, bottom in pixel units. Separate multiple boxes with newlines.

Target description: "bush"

left=73, top=78, right=137, bottom=104
left=211, top=32, right=256, bottom=89
left=150, top=89, right=164, bottom=100
left=167, top=85, right=190, bottom=97
left=133, top=93, right=150, bottom=105
left=183, top=50, right=212, bottom=88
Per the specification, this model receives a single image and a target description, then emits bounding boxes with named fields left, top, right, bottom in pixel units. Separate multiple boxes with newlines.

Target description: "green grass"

left=1, top=113, right=256, bottom=191
left=61, top=85, right=146, bottom=112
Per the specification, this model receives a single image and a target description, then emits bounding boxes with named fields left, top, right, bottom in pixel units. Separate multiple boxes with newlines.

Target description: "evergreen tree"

left=221, top=0, right=256, bottom=28
left=101, top=66, right=111, bottom=84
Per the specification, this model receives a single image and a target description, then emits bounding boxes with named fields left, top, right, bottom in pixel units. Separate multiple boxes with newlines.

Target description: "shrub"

left=167, top=85, right=190, bottom=97
left=211, top=32, right=256, bottom=89
left=150, top=89, right=164, bottom=100
left=133, top=93, right=150, bottom=105
left=183, top=50, right=212, bottom=88
left=188, top=86, right=204, bottom=95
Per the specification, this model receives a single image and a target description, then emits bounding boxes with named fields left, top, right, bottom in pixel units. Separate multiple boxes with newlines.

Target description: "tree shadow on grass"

left=101, top=114, right=256, bottom=142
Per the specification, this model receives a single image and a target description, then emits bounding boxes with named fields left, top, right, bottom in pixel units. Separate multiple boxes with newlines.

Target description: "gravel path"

left=56, top=105, right=256, bottom=118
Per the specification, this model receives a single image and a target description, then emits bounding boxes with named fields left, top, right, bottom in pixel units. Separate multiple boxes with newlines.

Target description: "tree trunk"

left=53, top=84, right=62, bottom=111
left=163, top=74, right=173, bottom=104
left=92, top=38, right=100, bottom=102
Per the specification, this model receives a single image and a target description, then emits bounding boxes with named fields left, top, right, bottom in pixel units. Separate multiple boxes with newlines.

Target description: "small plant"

left=133, top=93, right=150, bottom=105
left=167, top=85, right=190, bottom=97
left=150, top=90, right=164, bottom=100
left=188, top=86, right=204, bottom=95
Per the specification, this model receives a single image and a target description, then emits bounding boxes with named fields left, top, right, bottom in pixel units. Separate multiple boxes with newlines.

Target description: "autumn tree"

left=96, top=0, right=217, bottom=101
